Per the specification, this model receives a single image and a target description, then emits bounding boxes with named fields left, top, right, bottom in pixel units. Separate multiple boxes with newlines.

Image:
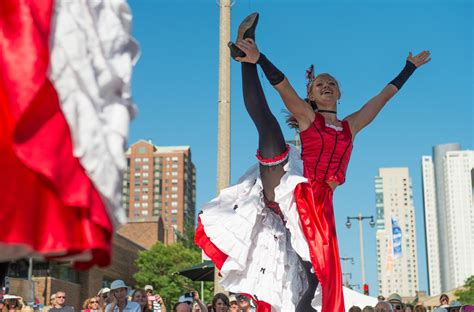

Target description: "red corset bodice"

left=299, top=113, right=353, bottom=185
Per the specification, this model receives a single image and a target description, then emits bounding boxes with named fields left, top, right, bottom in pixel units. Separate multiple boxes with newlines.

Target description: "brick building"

left=122, top=140, right=196, bottom=245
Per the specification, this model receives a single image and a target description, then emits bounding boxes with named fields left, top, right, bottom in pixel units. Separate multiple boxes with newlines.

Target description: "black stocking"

left=241, top=62, right=286, bottom=201
left=296, top=260, right=319, bottom=312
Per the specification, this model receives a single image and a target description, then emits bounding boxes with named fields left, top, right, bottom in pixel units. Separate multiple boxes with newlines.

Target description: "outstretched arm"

left=345, top=51, right=431, bottom=138
left=236, top=39, right=315, bottom=130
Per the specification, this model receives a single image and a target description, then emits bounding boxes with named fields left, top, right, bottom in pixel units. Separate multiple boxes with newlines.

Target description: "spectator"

left=98, top=289, right=111, bottom=310
left=449, top=301, right=462, bottom=312
left=439, top=294, right=449, bottom=308
left=142, top=286, right=165, bottom=312
left=172, top=303, right=190, bottom=312
left=2, top=295, right=22, bottom=312
left=236, top=294, right=254, bottom=312
left=228, top=295, right=238, bottom=312
left=363, top=306, right=376, bottom=312
left=50, top=292, right=73, bottom=312
left=404, top=304, right=414, bottom=312
left=43, top=295, right=56, bottom=312
left=349, top=306, right=362, bottom=312
left=173, top=294, right=193, bottom=312
left=378, top=296, right=386, bottom=302
left=211, top=294, right=228, bottom=312
left=413, top=305, right=427, bottom=312
left=0, top=300, right=5, bottom=311
left=132, top=289, right=166, bottom=312
left=375, top=301, right=393, bottom=312
left=83, top=297, right=102, bottom=312
left=387, top=294, right=404, bottom=312
left=105, top=280, right=140, bottom=312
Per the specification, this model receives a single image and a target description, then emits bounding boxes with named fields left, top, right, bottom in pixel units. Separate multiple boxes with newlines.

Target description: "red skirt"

left=294, top=181, right=344, bottom=312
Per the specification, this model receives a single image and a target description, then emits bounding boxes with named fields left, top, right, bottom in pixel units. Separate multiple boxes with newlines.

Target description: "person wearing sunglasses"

left=83, top=297, right=102, bottom=312
left=50, top=292, right=74, bottom=312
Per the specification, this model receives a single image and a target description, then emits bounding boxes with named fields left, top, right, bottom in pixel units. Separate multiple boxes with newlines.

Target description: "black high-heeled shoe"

left=228, top=12, right=259, bottom=60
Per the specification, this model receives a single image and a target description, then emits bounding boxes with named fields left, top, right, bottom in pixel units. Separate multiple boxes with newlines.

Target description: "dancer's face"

left=309, top=75, right=341, bottom=107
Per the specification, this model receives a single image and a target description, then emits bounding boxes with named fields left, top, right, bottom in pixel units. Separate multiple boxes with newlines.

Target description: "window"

left=172, top=157, right=178, bottom=161
left=143, top=172, right=149, bottom=177
left=142, top=202, right=148, bottom=208
left=171, top=202, right=178, bottom=207
left=135, top=158, right=142, bottom=163
left=143, top=157, right=149, bottom=162
left=171, top=186, right=178, bottom=192
left=138, top=147, right=147, bottom=154
left=172, top=172, right=178, bottom=176
left=141, top=210, right=148, bottom=216
left=134, top=203, right=140, bottom=208
left=171, top=194, right=178, bottom=199
left=134, top=172, right=141, bottom=177
left=171, top=209, right=178, bottom=214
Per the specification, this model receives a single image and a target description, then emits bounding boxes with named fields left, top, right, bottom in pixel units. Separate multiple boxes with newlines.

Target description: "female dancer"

left=196, top=13, right=430, bottom=312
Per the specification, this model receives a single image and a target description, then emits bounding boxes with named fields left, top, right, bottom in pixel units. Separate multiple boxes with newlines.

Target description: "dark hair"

left=349, top=306, right=362, bottom=312
left=212, top=293, right=229, bottom=309
left=440, top=294, right=449, bottom=302
left=285, top=73, right=341, bottom=129
left=362, top=306, right=375, bottom=312
left=404, top=304, right=414, bottom=311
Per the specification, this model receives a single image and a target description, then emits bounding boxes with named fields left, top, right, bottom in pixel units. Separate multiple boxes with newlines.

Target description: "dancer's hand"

left=236, top=38, right=260, bottom=64
left=407, top=50, right=431, bottom=67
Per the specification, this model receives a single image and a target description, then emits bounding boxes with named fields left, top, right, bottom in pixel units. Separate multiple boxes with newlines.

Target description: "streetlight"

left=345, top=213, right=375, bottom=287
left=340, top=257, right=354, bottom=287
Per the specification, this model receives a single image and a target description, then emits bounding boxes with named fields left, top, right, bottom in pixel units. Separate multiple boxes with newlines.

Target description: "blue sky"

left=127, top=0, right=473, bottom=296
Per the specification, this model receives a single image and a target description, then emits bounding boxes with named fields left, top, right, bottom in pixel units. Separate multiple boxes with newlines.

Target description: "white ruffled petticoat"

left=199, top=145, right=324, bottom=312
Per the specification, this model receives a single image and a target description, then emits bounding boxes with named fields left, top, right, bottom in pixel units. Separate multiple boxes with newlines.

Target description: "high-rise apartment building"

left=122, top=140, right=196, bottom=244
left=422, top=144, right=474, bottom=293
left=375, top=168, right=419, bottom=297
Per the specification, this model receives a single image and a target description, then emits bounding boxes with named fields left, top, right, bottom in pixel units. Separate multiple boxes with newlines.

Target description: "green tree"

left=134, top=242, right=213, bottom=309
left=455, top=275, right=474, bottom=304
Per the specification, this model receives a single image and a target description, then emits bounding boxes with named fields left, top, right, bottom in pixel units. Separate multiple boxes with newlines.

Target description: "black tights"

left=241, top=62, right=319, bottom=310
left=241, top=62, right=286, bottom=201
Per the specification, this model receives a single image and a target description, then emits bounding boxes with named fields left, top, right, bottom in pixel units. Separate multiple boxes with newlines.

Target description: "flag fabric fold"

left=0, top=0, right=139, bottom=268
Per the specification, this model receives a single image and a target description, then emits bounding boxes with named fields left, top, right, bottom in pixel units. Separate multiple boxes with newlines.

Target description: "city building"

left=422, top=144, right=474, bottom=293
left=375, top=167, right=419, bottom=297
left=122, top=140, right=196, bottom=245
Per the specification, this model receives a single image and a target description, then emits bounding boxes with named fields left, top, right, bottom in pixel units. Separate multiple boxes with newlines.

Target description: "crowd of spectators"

left=2, top=284, right=473, bottom=312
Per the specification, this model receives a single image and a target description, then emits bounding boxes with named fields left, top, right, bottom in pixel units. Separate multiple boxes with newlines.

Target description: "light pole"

left=340, top=257, right=354, bottom=287
left=345, top=213, right=375, bottom=287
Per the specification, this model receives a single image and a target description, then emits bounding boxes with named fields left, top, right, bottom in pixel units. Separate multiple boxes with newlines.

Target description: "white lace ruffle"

left=200, top=145, right=324, bottom=311
left=48, top=0, right=140, bottom=225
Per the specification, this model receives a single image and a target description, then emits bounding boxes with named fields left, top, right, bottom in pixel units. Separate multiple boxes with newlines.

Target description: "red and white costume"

left=196, top=113, right=353, bottom=311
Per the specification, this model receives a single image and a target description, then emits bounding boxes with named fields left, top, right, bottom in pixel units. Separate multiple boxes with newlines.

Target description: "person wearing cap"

left=388, top=293, right=404, bottom=312
left=228, top=295, right=238, bottom=312
left=50, top=292, right=74, bottom=312
left=2, top=295, right=23, bottom=312
left=105, top=280, right=140, bottom=312
left=143, top=286, right=165, bottom=312
left=98, top=288, right=111, bottom=309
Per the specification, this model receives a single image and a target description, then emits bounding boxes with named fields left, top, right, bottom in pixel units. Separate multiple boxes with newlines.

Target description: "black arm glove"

left=256, top=53, right=285, bottom=86
left=389, top=61, right=417, bottom=90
